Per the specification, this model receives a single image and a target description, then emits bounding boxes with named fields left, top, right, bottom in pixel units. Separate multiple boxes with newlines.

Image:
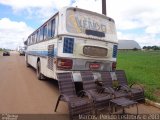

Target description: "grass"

left=117, top=50, right=160, bottom=102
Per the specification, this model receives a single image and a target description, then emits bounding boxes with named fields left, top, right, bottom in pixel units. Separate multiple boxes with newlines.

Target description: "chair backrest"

left=57, top=72, right=76, bottom=96
left=115, top=70, right=128, bottom=86
left=80, top=71, right=97, bottom=91
left=100, top=71, right=113, bottom=88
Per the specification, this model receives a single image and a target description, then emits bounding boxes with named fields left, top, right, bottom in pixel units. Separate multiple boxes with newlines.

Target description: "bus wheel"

left=37, top=61, right=44, bottom=80
left=26, top=56, right=30, bottom=67
left=26, top=62, right=30, bottom=67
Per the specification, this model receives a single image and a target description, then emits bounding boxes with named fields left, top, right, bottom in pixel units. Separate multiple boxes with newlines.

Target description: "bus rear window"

left=83, top=46, right=108, bottom=57
left=85, top=29, right=105, bottom=37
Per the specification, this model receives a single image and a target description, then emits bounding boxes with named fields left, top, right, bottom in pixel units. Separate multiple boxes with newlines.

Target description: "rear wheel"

left=37, top=61, right=44, bottom=80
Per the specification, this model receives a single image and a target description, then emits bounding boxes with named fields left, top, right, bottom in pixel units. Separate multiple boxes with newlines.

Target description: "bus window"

left=48, top=19, right=55, bottom=38
left=35, top=32, right=37, bottom=43
left=48, top=21, right=52, bottom=38
left=51, top=19, right=55, bottom=37
left=32, top=34, right=35, bottom=44
left=30, top=36, right=32, bottom=44
left=43, top=25, right=47, bottom=40
left=36, top=30, right=40, bottom=42
left=40, top=28, right=43, bottom=41
left=27, top=37, right=30, bottom=45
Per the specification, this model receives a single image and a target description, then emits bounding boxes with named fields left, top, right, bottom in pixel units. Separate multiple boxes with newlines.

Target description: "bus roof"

left=26, top=7, right=117, bottom=43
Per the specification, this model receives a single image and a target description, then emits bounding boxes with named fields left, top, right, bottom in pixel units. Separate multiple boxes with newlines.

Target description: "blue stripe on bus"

left=26, top=50, right=57, bottom=57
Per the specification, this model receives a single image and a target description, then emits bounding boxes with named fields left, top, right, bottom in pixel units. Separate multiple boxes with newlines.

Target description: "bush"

left=133, top=47, right=138, bottom=51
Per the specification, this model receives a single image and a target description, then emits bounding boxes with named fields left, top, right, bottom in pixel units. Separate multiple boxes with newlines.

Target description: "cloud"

left=72, top=0, right=160, bottom=46
left=72, top=0, right=102, bottom=13
left=0, top=18, right=33, bottom=49
left=0, top=0, right=72, bottom=20
left=118, top=31, right=160, bottom=47
left=0, top=0, right=160, bottom=47
left=0, top=0, right=66, bottom=10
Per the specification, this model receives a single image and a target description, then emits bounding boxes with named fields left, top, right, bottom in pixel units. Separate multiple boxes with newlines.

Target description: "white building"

left=118, top=40, right=141, bottom=50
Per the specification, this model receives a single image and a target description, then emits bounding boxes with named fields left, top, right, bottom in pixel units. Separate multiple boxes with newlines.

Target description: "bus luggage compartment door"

left=48, top=45, right=54, bottom=70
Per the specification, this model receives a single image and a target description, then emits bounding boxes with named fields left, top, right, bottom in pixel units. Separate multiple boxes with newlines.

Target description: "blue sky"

left=0, top=0, right=160, bottom=49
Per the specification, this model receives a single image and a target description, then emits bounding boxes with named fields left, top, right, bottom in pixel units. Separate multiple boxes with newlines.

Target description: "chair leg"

left=54, top=95, right=61, bottom=112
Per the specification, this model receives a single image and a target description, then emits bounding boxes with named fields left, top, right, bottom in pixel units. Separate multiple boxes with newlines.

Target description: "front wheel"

left=37, top=61, right=44, bottom=80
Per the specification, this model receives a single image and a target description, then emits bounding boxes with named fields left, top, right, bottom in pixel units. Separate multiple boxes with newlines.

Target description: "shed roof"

left=118, top=40, right=141, bottom=49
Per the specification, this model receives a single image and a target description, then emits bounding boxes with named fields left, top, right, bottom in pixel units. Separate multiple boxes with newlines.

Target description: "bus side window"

left=30, top=36, right=32, bottom=45
left=51, top=19, right=55, bottom=37
left=36, top=30, right=40, bottom=43
left=32, top=34, right=35, bottom=44
left=29, top=37, right=31, bottom=45
left=43, top=25, right=47, bottom=40
left=35, top=32, right=37, bottom=43
left=48, top=19, right=55, bottom=38
left=40, top=27, right=43, bottom=41
left=27, top=37, right=29, bottom=45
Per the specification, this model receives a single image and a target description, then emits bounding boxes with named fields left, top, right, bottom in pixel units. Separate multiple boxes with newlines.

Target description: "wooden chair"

left=115, top=70, right=145, bottom=102
left=54, top=72, right=93, bottom=119
left=80, top=71, right=113, bottom=114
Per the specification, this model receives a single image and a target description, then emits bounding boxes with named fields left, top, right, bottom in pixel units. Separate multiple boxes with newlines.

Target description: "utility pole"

left=102, top=0, right=106, bottom=16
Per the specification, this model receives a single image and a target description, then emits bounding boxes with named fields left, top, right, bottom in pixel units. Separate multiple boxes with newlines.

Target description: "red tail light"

left=57, top=58, right=73, bottom=69
left=112, top=62, right=116, bottom=71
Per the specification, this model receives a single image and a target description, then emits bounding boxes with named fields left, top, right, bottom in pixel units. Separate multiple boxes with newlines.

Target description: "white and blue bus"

left=25, top=7, right=118, bottom=81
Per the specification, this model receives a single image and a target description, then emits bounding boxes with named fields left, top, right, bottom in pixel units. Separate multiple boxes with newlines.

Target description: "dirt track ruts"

left=0, top=51, right=159, bottom=114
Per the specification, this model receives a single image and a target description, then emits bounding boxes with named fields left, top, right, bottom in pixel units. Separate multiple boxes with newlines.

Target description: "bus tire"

left=26, top=62, right=30, bottom=67
left=26, top=56, right=30, bottom=67
left=37, top=61, right=44, bottom=80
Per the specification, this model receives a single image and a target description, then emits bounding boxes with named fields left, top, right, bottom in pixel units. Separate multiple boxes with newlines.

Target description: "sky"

left=0, top=0, right=160, bottom=49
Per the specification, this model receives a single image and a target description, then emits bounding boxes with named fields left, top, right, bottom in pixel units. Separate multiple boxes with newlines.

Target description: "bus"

left=25, top=7, right=118, bottom=82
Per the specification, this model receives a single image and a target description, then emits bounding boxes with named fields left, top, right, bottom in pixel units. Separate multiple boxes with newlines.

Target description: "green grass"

left=117, top=51, right=160, bottom=102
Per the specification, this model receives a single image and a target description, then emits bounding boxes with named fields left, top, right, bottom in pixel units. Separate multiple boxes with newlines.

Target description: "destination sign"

left=66, top=9, right=115, bottom=34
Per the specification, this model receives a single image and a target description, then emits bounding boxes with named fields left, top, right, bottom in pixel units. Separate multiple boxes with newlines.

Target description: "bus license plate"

left=89, top=63, right=100, bottom=69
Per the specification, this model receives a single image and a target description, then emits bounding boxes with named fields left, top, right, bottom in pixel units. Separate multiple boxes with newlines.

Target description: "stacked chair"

left=80, top=71, right=113, bottom=115
left=115, top=70, right=145, bottom=102
left=54, top=72, right=93, bottom=120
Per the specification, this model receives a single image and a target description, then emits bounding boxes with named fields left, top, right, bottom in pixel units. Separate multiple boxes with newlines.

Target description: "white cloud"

left=0, top=0, right=72, bottom=20
left=0, top=0, right=68, bottom=10
left=0, top=18, right=33, bottom=49
left=72, top=0, right=102, bottom=13
left=72, top=0, right=160, bottom=46
left=0, top=0, right=160, bottom=47
left=118, top=31, right=160, bottom=47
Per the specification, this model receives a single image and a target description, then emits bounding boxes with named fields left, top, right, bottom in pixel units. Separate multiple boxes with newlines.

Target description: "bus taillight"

left=112, top=62, right=116, bottom=71
left=57, top=58, right=73, bottom=69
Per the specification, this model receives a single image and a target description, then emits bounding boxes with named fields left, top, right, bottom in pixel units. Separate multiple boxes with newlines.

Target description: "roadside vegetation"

left=117, top=50, right=160, bottom=102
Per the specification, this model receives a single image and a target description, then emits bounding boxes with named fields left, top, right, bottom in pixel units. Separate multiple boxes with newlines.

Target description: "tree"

left=143, top=46, right=160, bottom=50
left=133, top=47, right=138, bottom=51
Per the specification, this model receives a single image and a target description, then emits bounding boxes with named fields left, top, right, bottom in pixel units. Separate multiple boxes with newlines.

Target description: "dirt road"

left=0, top=51, right=67, bottom=114
left=0, top=51, right=159, bottom=115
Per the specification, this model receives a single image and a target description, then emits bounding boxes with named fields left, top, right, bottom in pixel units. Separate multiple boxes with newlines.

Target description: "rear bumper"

left=72, top=71, right=117, bottom=82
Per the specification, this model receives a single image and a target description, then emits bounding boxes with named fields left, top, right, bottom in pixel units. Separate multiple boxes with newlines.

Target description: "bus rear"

left=56, top=7, right=118, bottom=81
